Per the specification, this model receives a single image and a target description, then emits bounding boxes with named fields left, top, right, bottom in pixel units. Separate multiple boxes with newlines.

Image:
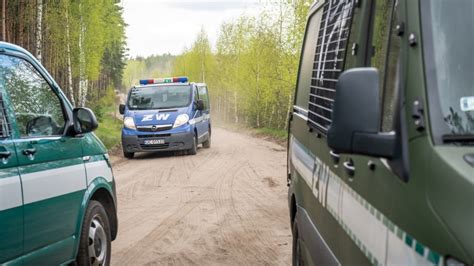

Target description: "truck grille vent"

left=308, top=0, right=354, bottom=133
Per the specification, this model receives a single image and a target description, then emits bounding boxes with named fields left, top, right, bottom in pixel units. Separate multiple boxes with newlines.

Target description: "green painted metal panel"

left=21, top=235, right=76, bottom=265
left=0, top=139, right=22, bottom=263
left=0, top=207, right=23, bottom=263
left=22, top=190, right=84, bottom=259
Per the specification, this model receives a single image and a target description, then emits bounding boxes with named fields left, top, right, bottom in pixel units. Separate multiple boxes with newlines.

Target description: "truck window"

left=0, top=94, right=10, bottom=138
left=198, top=86, right=209, bottom=111
left=0, top=55, right=66, bottom=137
left=369, top=0, right=399, bottom=131
left=307, top=1, right=355, bottom=133
left=295, top=10, right=321, bottom=110
left=128, top=85, right=192, bottom=110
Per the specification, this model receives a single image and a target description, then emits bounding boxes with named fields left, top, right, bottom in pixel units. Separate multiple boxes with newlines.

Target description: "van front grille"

left=136, top=125, right=173, bottom=132
left=137, top=134, right=171, bottom=138
left=140, top=143, right=170, bottom=150
left=308, top=0, right=354, bottom=133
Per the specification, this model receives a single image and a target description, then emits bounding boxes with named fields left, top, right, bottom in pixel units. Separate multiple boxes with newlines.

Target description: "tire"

left=202, top=134, right=211, bottom=149
left=292, top=219, right=303, bottom=266
left=188, top=134, right=197, bottom=155
left=123, top=151, right=134, bottom=159
left=77, top=200, right=112, bottom=266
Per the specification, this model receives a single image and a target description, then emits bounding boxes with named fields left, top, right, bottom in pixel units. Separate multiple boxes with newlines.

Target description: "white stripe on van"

left=0, top=175, right=23, bottom=211
left=85, top=160, right=113, bottom=186
left=290, top=136, right=314, bottom=187
left=22, top=164, right=87, bottom=204
left=290, top=135, right=442, bottom=265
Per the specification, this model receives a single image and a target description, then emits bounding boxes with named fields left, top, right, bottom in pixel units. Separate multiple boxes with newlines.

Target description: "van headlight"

left=173, top=114, right=189, bottom=128
left=123, top=117, right=136, bottom=130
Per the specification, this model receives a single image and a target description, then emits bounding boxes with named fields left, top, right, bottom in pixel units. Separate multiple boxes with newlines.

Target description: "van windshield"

left=424, top=0, right=474, bottom=140
left=128, top=85, right=192, bottom=110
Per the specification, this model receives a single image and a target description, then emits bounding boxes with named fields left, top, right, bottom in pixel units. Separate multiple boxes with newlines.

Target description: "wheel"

left=202, top=134, right=211, bottom=149
left=77, top=200, right=111, bottom=266
left=123, top=151, right=134, bottom=159
left=292, top=219, right=303, bottom=266
left=188, top=134, right=197, bottom=155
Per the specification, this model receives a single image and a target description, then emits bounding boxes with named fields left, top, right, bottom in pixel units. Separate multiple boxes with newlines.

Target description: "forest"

left=124, top=1, right=312, bottom=132
left=0, top=0, right=127, bottom=113
left=1, top=0, right=312, bottom=145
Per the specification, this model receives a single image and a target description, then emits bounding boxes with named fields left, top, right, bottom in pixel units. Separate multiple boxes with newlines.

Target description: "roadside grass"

left=95, top=106, right=122, bottom=149
left=254, top=127, right=288, bottom=146
left=255, top=127, right=288, bottom=142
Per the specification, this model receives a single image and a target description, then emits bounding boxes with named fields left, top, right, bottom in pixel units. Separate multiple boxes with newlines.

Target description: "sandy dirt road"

left=110, top=127, right=292, bottom=265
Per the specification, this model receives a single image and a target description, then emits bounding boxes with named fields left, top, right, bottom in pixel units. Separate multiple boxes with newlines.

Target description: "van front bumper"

left=122, top=131, right=194, bottom=153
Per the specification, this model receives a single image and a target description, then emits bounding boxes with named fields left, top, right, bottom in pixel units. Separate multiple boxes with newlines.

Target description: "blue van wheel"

left=203, top=129, right=211, bottom=149
left=123, top=151, right=134, bottom=159
left=188, top=134, right=197, bottom=155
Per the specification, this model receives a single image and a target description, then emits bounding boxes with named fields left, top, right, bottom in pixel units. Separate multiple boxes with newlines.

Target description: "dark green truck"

left=288, top=0, right=473, bottom=265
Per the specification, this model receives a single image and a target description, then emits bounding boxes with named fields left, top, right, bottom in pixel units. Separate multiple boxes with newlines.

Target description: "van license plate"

left=144, top=139, right=165, bottom=145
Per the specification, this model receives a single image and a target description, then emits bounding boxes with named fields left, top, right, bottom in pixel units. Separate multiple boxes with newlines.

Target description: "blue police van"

left=119, top=77, right=211, bottom=159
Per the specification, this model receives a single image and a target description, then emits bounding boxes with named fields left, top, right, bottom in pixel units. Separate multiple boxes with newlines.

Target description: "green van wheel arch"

left=73, top=177, right=118, bottom=259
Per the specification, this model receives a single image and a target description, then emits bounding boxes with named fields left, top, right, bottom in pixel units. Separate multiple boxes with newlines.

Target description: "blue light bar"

left=139, top=76, right=189, bottom=85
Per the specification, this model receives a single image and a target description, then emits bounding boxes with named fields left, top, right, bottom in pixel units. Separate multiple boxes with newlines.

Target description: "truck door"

left=291, top=0, right=402, bottom=264
left=1, top=54, right=87, bottom=263
left=192, top=85, right=204, bottom=142
left=289, top=1, right=356, bottom=264
left=197, top=85, right=210, bottom=142
left=334, top=0, right=410, bottom=264
left=0, top=90, right=23, bottom=263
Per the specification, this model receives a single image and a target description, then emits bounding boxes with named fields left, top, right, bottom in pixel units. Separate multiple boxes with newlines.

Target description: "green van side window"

left=0, top=55, right=66, bottom=137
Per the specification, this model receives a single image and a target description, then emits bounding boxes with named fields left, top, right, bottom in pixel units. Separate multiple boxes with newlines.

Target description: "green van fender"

left=72, top=176, right=118, bottom=260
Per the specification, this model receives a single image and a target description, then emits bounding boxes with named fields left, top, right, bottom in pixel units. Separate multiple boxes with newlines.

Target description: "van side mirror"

left=119, top=104, right=125, bottom=115
left=327, top=68, right=396, bottom=158
left=195, top=99, right=204, bottom=111
left=73, top=108, right=98, bottom=135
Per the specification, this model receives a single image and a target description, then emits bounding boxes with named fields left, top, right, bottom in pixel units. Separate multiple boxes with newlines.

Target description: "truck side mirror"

left=73, top=107, right=98, bottom=135
left=119, top=104, right=125, bottom=115
left=327, top=68, right=396, bottom=158
left=195, top=99, right=204, bottom=111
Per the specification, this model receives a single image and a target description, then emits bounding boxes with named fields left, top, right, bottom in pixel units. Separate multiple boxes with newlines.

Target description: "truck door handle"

left=329, top=150, right=340, bottom=164
left=22, top=148, right=37, bottom=156
left=0, top=150, right=11, bottom=159
left=343, top=160, right=355, bottom=177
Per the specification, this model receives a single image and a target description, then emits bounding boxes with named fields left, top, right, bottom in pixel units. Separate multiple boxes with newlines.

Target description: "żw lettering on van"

left=141, top=114, right=170, bottom=122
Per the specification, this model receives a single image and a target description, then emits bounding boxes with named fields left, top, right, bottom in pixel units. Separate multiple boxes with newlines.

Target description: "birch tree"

left=35, top=0, right=42, bottom=62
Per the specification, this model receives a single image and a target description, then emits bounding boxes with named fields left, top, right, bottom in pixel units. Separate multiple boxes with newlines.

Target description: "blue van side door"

left=1, top=54, right=86, bottom=263
left=196, top=85, right=210, bottom=143
left=0, top=92, right=23, bottom=263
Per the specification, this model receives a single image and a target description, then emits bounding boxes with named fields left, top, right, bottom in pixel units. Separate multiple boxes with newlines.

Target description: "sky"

left=122, top=0, right=264, bottom=57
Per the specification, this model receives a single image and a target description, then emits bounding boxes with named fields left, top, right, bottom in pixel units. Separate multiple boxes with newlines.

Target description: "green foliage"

left=122, top=54, right=175, bottom=89
left=171, top=0, right=312, bottom=130
left=255, top=127, right=288, bottom=142
left=94, top=107, right=122, bottom=149
left=1, top=0, right=127, bottom=108
left=92, top=87, right=116, bottom=122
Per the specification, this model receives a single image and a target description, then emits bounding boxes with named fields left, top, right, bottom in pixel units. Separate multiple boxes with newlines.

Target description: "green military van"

left=0, top=42, right=118, bottom=265
left=288, top=0, right=473, bottom=265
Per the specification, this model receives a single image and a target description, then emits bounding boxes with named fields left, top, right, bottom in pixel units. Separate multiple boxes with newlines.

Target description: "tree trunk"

left=78, top=2, right=88, bottom=107
left=65, top=7, right=75, bottom=106
left=234, top=91, right=238, bottom=124
left=18, top=0, right=24, bottom=46
left=36, top=0, right=42, bottom=62
left=2, top=0, right=6, bottom=41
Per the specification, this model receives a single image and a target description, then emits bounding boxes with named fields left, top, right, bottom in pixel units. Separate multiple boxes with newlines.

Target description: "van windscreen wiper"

left=442, top=134, right=474, bottom=145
